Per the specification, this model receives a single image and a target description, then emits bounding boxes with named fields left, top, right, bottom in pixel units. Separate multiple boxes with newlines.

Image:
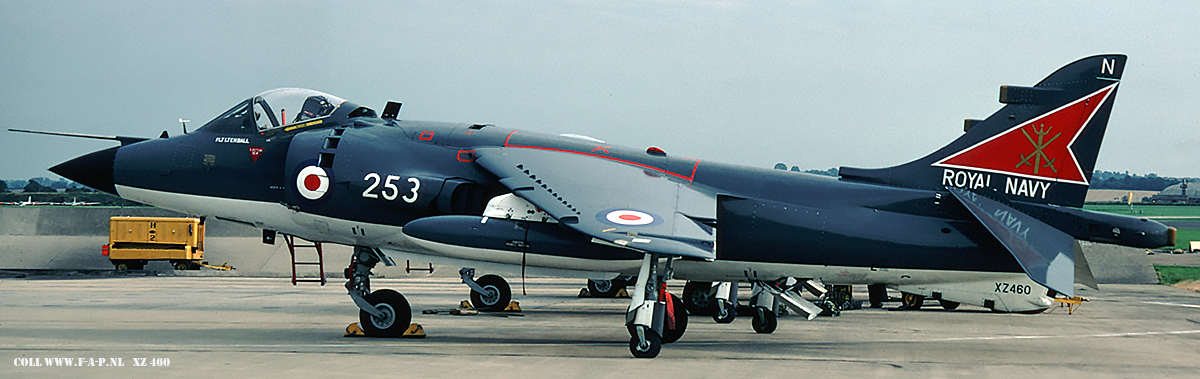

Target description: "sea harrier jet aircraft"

left=29, top=54, right=1173, bottom=358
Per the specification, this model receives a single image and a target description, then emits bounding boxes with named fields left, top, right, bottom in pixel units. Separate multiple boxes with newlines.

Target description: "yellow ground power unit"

left=103, top=216, right=205, bottom=271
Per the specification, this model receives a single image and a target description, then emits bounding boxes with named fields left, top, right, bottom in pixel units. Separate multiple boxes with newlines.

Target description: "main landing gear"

left=701, top=278, right=827, bottom=334
left=626, top=253, right=687, bottom=358
left=345, top=246, right=411, bottom=337
left=460, top=268, right=512, bottom=311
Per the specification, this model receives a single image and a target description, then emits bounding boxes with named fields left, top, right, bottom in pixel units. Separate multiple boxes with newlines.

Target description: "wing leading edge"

left=473, top=147, right=716, bottom=260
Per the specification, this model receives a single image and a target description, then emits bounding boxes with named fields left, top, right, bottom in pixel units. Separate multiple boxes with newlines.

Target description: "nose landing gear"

left=345, top=246, right=411, bottom=338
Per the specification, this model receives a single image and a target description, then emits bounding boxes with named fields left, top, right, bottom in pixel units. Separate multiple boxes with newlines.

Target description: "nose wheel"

left=359, top=289, right=412, bottom=338
left=345, top=245, right=412, bottom=338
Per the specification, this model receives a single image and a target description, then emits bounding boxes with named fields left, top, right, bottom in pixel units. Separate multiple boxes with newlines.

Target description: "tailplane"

left=839, top=55, right=1125, bottom=208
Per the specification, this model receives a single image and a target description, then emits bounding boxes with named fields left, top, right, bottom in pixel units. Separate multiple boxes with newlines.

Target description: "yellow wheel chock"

left=345, top=322, right=425, bottom=338
left=345, top=322, right=365, bottom=337
left=402, top=323, right=426, bottom=338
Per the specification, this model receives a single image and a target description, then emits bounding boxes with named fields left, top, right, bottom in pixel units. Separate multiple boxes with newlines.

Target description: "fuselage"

left=101, top=114, right=1023, bottom=280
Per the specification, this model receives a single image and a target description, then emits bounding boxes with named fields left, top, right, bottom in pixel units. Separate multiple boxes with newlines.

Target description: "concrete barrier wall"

left=1079, top=241, right=1159, bottom=284
left=0, top=207, right=437, bottom=278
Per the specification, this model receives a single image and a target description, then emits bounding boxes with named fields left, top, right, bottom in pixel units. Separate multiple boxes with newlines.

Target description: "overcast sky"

left=2, top=1, right=1197, bottom=182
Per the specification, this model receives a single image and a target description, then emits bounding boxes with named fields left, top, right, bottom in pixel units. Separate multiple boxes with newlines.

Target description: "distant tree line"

left=0, top=177, right=145, bottom=206
left=774, top=164, right=839, bottom=177
left=764, top=167, right=1192, bottom=191
left=4, top=177, right=77, bottom=191
left=1089, top=171, right=1192, bottom=191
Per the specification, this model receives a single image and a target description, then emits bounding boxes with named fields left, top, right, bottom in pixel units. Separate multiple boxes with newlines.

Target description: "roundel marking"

left=296, top=165, right=329, bottom=200
left=604, top=210, right=655, bottom=226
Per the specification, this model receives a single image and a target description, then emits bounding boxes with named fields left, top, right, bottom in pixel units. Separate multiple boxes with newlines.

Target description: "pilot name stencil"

left=215, top=137, right=250, bottom=144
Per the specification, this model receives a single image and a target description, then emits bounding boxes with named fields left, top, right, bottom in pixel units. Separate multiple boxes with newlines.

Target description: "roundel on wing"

left=602, top=209, right=656, bottom=226
left=296, top=165, right=329, bottom=200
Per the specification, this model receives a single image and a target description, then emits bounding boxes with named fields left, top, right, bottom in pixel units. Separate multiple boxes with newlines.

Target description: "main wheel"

left=901, top=292, right=924, bottom=310
left=172, top=261, right=191, bottom=271
left=113, top=261, right=130, bottom=271
left=682, top=281, right=715, bottom=316
left=661, top=293, right=688, bottom=343
left=939, top=300, right=960, bottom=310
left=587, top=279, right=621, bottom=298
left=358, top=289, right=412, bottom=338
left=751, top=306, right=777, bottom=334
left=470, top=274, right=511, bottom=311
left=628, top=325, right=662, bottom=359
left=712, top=299, right=736, bottom=323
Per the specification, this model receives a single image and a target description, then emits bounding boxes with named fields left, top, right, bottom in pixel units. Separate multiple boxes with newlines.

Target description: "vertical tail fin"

left=839, top=55, right=1125, bottom=207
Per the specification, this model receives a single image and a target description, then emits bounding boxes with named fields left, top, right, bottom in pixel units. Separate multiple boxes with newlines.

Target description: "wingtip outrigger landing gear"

left=346, top=246, right=410, bottom=337
left=625, top=253, right=686, bottom=358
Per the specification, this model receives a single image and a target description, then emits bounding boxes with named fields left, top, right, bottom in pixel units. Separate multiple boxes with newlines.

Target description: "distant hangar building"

left=1149, top=181, right=1199, bottom=205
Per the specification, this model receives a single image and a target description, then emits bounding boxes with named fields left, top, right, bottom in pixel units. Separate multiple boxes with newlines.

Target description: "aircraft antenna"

left=179, top=118, right=190, bottom=134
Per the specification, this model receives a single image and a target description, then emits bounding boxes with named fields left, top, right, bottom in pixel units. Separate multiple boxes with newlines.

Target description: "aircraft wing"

left=473, top=147, right=716, bottom=260
left=947, top=187, right=1080, bottom=297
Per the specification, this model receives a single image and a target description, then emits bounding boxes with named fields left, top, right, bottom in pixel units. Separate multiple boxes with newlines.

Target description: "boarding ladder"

left=283, top=234, right=326, bottom=285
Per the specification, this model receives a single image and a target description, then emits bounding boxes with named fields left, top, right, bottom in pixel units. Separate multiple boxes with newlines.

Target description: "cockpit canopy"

left=198, top=88, right=351, bottom=134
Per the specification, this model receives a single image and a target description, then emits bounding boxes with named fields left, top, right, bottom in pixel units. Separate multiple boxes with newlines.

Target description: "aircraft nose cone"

left=50, top=146, right=119, bottom=195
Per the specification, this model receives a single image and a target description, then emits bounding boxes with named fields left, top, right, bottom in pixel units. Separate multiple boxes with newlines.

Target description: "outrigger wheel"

left=359, top=289, right=412, bottom=338
left=469, top=274, right=512, bottom=311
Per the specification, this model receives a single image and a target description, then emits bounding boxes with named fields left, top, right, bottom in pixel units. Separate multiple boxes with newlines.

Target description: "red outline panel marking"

left=419, top=130, right=435, bottom=141
left=457, top=149, right=477, bottom=162
left=503, top=130, right=700, bottom=182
